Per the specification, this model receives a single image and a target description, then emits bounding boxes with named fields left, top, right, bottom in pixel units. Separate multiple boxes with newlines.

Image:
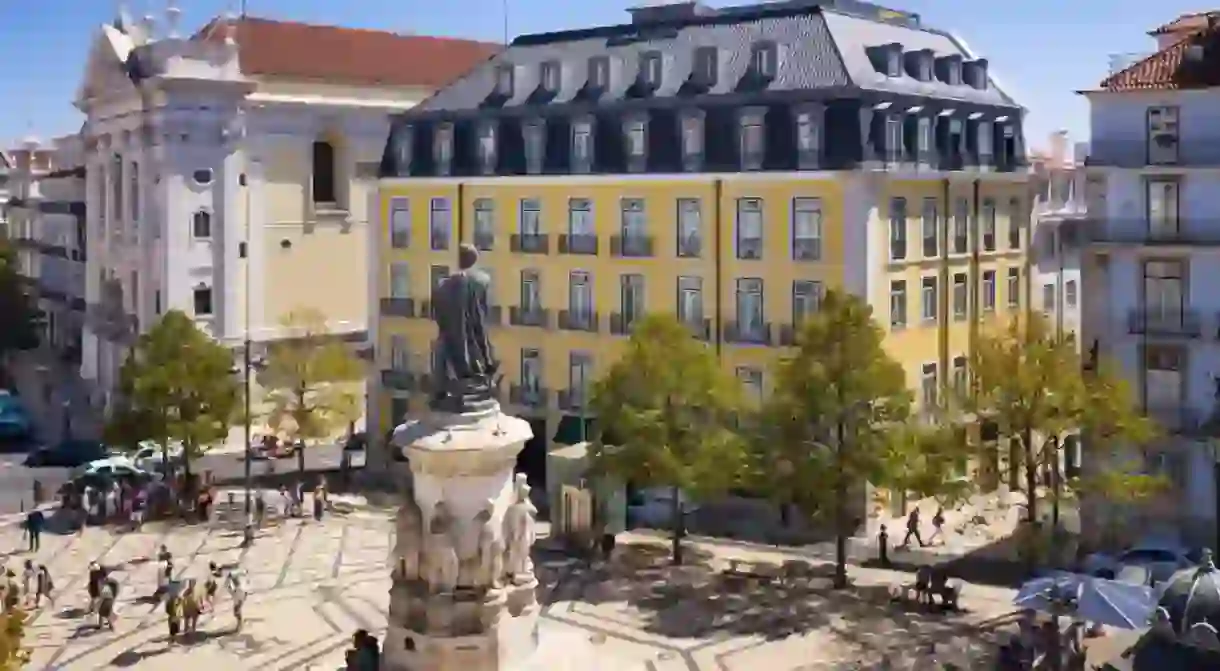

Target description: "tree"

left=0, top=608, right=29, bottom=670
left=260, top=308, right=364, bottom=475
left=967, top=316, right=1157, bottom=559
left=114, top=310, right=240, bottom=484
left=0, top=239, right=42, bottom=383
left=754, top=289, right=913, bottom=588
left=588, top=314, right=745, bottom=564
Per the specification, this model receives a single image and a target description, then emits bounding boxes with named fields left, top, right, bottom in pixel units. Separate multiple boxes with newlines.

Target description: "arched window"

left=312, top=140, right=337, bottom=204
left=192, top=210, right=211, bottom=238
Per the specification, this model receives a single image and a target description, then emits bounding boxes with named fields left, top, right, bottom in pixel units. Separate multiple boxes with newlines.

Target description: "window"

left=389, top=262, right=410, bottom=298
left=523, top=121, right=545, bottom=175
left=792, top=280, right=822, bottom=323
left=624, top=118, right=647, bottom=168
left=884, top=115, right=902, bottom=160
left=380, top=200, right=408, bottom=255
left=477, top=122, right=497, bottom=174
left=921, top=276, right=938, bottom=322
left=952, top=273, right=967, bottom=320
left=1144, top=260, right=1185, bottom=322
left=640, top=52, right=663, bottom=87
left=917, top=117, right=932, bottom=157
left=112, top=154, right=123, bottom=222
left=129, top=161, right=139, bottom=222
left=192, top=210, right=211, bottom=239
left=945, top=59, right=961, bottom=85
left=889, top=197, right=908, bottom=260
left=433, top=124, right=454, bottom=176
left=388, top=335, right=409, bottom=371
left=568, top=198, right=593, bottom=235
left=693, top=46, right=717, bottom=84
left=736, top=278, right=765, bottom=334
left=952, top=356, right=967, bottom=394
left=519, top=198, right=541, bottom=235
left=885, top=48, right=901, bottom=77
left=311, top=140, right=337, bottom=204
left=1146, top=178, right=1180, bottom=235
left=620, top=274, right=645, bottom=322
left=569, top=352, right=593, bottom=402
left=1007, top=268, right=1020, bottom=308
left=890, top=280, right=907, bottom=329
left=977, top=120, right=993, bottom=162
left=736, top=198, right=763, bottom=259
left=677, top=276, right=704, bottom=326
left=540, top=60, right=561, bottom=92
left=588, top=56, right=609, bottom=89
left=791, top=198, right=822, bottom=261
left=751, top=42, right=778, bottom=78
left=473, top=199, right=494, bottom=251
left=1146, top=106, right=1180, bottom=165
left=620, top=199, right=645, bottom=237
left=568, top=271, right=592, bottom=315
left=494, top=65, right=515, bottom=97
left=520, top=269, right=541, bottom=311
left=571, top=118, right=593, bottom=172
left=192, top=168, right=213, bottom=186
left=921, top=363, right=938, bottom=412
left=982, top=270, right=996, bottom=312
left=739, top=111, right=765, bottom=170
left=981, top=198, right=996, bottom=251
left=921, top=198, right=938, bottom=258
left=521, top=348, right=542, bottom=390
left=1144, top=345, right=1184, bottom=416
left=1042, top=283, right=1056, bottom=312
left=680, top=112, right=704, bottom=170
left=952, top=197, right=968, bottom=254
left=430, top=198, right=451, bottom=250
left=154, top=290, right=161, bottom=315
left=737, top=366, right=764, bottom=403
left=1066, top=279, right=1078, bottom=308
left=391, top=124, right=413, bottom=174
left=192, top=285, right=213, bottom=316
left=1007, top=197, right=1023, bottom=249
left=677, top=198, right=702, bottom=258
left=795, top=108, right=821, bottom=168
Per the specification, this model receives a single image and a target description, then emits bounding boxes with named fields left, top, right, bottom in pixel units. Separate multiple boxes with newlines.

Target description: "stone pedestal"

left=383, top=402, right=540, bottom=671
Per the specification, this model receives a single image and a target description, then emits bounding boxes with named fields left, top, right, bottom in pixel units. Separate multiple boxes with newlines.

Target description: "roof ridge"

left=232, top=15, right=501, bottom=46
left=1097, top=28, right=1203, bottom=90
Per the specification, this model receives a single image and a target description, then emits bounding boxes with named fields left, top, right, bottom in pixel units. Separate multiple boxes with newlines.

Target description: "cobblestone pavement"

left=3, top=507, right=1040, bottom=671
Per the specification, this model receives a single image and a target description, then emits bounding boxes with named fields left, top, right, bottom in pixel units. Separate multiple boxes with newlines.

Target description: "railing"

left=681, top=317, right=712, bottom=341
left=677, top=237, right=702, bottom=258
left=430, top=232, right=451, bottom=251
left=509, top=306, right=550, bottom=328
left=779, top=323, right=801, bottom=346
left=558, top=309, right=599, bottom=332
left=1089, top=219, right=1220, bottom=246
left=509, top=384, right=550, bottom=409
left=559, top=234, right=599, bottom=255
left=379, top=297, right=416, bottom=318
left=737, top=238, right=763, bottom=260
left=793, top=238, right=820, bottom=261
left=609, top=312, right=643, bottom=335
left=558, top=388, right=590, bottom=412
left=724, top=320, right=772, bottom=345
left=1144, top=404, right=1202, bottom=435
left=473, top=231, right=495, bottom=251
left=611, top=234, right=654, bottom=258
left=1127, top=309, right=1202, bottom=338
left=487, top=305, right=503, bottom=327
left=510, top=233, right=549, bottom=254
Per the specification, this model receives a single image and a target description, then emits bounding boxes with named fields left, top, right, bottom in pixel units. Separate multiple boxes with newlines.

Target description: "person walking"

left=20, top=561, right=34, bottom=605
left=24, top=507, right=44, bottom=553
left=86, top=562, right=104, bottom=613
left=900, top=508, right=926, bottom=549
left=254, top=493, right=266, bottom=527
left=34, top=565, right=53, bottom=608
left=182, top=579, right=201, bottom=634
left=927, top=506, right=946, bottom=546
left=312, top=484, right=325, bottom=522
left=96, top=579, right=117, bottom=630
left=226, top=569, right=247, bottom=631
left=165, top=590, right=183, bottom=643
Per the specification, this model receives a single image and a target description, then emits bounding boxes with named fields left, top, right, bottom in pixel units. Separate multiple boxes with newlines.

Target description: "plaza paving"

left=1, top=502, right=1036, bottom=670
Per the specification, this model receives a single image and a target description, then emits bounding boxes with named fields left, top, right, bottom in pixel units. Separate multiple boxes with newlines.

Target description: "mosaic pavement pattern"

left=2, top=507, right=1025, bottom=670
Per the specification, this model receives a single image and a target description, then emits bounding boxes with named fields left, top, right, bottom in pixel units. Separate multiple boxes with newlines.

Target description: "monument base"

left=383, top=620, right=648, bottom=671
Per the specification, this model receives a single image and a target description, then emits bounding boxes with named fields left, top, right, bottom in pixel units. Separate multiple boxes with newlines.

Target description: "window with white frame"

left=519, top=198, right=541, bottom=235
left=736, top=198, right=763, bottom=260
left=433, top=123, right=454, bottom=176
left=952, top=273, right=967, bottom=320
left=921, top=275, right=937, bottom=322
left=571, top=118, right=594, bottom=172
left=890, top=280, right=907, bottom=329
left=681, top=112, right=704, bottom=170
left=921, top=197, right=938, bottom=258
left=739, top=111, right=765, bottom=170
left=952, top=197, right=968, bottom=254
left=389, top=262, right=410, bottom=298
left=523, top=121, right=545, bottom=175
left=677, top=198, right=702, bottom=258
left=982, top=270, right=996, bottom=311
left=390, top=198, right=410, bottom=248
left=921, top=362, right=938, bottom=412
left=1146, top=106, right=1180, bottom=165
left=791, top=198, right=821, bottom=261
left=1146, top=178, right=1180, bottom=236
left=1066, top=279, right=1078, bottom=308
left=624, top=118, right=647, bottom=170
left=430, top=198, right=451, bottom=250
left=981, top=198, right=997, bottom=251
left=1007, top=268, right=1020, bottom=308
left=389, top=335, right=409, bottom=371
left=568, top=198, right=594, bottom=235
left=473, top=199, right=494, bottom=251
left=952, top=356, right=967, bottom=394
left=477, top=121, right=497, bottom=174
left=792, top=280, right=822, bottom=323
left=795, top=108, right=820, bottom=168
left=889, top=197, right=907, bottom=260
left=677, top=275, right=704, bottom=325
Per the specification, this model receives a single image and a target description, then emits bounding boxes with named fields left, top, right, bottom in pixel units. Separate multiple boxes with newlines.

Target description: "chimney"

left=165, top=1, right=181, bottom=38
left=1049, top=130, right=1068, bottom=167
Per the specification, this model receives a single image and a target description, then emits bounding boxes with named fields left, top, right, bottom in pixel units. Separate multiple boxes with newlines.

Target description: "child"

left=34, top=565, right=53, bottom=608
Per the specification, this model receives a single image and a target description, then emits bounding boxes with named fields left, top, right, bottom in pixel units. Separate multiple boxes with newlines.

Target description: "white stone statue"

left=394, top=494, right=424, bottom=581
left=425, top=504, right=460, bottom=593
left=476, top=500, right=504, bottom=588
left=502, top=474, right=537, bottom=584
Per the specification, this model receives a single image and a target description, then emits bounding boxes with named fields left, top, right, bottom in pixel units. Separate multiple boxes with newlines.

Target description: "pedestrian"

left=86, top=562, right=104, bottom=612
left=34, top=565, right=53, bottom=608
left=31, top=479, right=43, bottom=507
left=205, top=562, right=221, bottom=609
left=226, top=569, right=247, bottom=631
left=254, top=493, right=266, bottom=527
left=20, top=561, right=34, bottom=604
left=313, top=484, right=324, bottom=521
left=165, top=590, right=183, bottom=642
left=279, top=486, right=292, bottom=518
left=97, top=580, right=116, bottom=630
left=928, top=506, right=946, bottom=546
left=197, top=487, right=212, bottom=523
left=182, top=579, right=201, bottom=633
left=900, top=507, right=926, bottom=548
left=24, top=506, right=44, bottom=552
left=3, top=571, right=19, bottom=613
left=294, top=481, right=305, bottom=517
left=878, top=524, right=890, bottom=566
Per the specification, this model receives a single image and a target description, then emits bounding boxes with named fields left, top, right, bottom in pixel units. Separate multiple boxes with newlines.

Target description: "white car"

left=131, top=440, right=184, bottom=472
left=1083, top=536, right=1199, bottom=587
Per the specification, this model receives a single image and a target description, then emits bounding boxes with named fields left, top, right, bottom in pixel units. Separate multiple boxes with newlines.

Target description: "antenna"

left=240, top=0, right=247, bottom=17
left=502, top=0, right=509, bottom=45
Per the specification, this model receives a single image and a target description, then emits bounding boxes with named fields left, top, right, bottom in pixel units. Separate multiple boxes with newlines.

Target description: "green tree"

left=113, top=310, right=240, bottom=482
left=260, top=308, right=364, bottom=475
left=0, top=239, right=42, bottom=383
left=968, top=317, right=1158, bottom=555
left=588, top=314, right=745, bottom=564
left=755, top=289, right=913, bottom=588
left=0, top=607, right=29, bottom=670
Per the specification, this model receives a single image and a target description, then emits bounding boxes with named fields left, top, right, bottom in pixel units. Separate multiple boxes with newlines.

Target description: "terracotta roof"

left=194, top=17, right=501, bottom=89
left=1149, top=11, right=1218, bottom=36
left=1095, top=26, right=1220, bottom=91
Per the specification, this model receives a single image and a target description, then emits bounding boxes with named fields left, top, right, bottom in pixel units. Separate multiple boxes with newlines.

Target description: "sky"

left=0, top=0, right=1209, bottom=152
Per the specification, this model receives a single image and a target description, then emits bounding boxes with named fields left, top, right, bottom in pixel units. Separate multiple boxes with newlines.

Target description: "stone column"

left=383, top=401, right=538, bottom=671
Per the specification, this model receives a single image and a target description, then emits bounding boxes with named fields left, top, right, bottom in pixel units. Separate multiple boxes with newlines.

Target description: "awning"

left=552, top=415, right=596, bottom=446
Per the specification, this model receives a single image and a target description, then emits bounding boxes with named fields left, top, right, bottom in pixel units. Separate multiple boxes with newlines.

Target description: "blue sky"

left=0, top=0, right=1206, bottom=151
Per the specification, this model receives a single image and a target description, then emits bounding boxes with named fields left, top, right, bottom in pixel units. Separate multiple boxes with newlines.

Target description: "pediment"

left=74, top=25, right=138, bottom=109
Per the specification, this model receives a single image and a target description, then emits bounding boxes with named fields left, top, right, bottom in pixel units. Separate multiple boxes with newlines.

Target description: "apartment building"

left=1029, top=132, right=1089, bottom=341
left=74, top=6, right=497, bottom=410
left=373, top=0, right=1031, bottom=483
left=1079, top=11, right=1220, bottom=547
left=3, top=135, right=88, bottom=359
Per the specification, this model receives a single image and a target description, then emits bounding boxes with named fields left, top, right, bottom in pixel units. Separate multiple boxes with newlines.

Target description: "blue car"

left=0, top=393, right=32, bottom=440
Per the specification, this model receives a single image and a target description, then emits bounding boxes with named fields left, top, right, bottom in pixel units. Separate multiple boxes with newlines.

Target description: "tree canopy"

left=0, top=239, right=42, bottom=377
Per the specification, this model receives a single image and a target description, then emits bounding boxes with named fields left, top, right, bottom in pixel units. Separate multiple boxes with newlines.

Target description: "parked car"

left=0, top=394, right=32, bottom=440
left=70, top=457, right=152, bottom=490
left=626, top=487, right=699, bottom=530
left=1082, top=535, right=1201, bottom=587
left=25, top=439, right=112, bottom=468
left=131, top=440, right=184, bottom=471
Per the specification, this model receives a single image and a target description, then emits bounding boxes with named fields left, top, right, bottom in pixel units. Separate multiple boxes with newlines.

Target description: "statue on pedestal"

left=425, top=504, right=459, bottom=593
left=476, top=500, right=504, bottom=589
left=394, top=494, right=423, bottom=582
left=502, top=474, right=537, bottom=584
left=430, top=243, right=499, bottom=414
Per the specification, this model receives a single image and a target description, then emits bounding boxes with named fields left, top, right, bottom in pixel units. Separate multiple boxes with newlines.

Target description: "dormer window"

left=494, top=65, right=514, bottom=97
left=937, top=56, right=963, bottom=85
left=693, top=46, right=718, bottom=86
left=571, top=117, right=594, bottom=174
left=640, top=51, right=663, bottom=89
left=885, top=47, right=902, bottom=77
left=477, top=121, right=497, bottom=175
left=391, top=124, right=413, bottom=175
left=624, top=116, right=647, bottom=172
left=750, top=42, right=778, bottom=79
left=964, top=59, right=989, bottom=90
left=434, top=122, right=454, bottom=176
left=680, top=111, right=704, bottom=172
left=587, top=56, right=610, bottom=89
left=739, top=108, right=765, bottom=171
left=794, top=105, right=822, bottom=170
left=540, top=60, right=561, bottom=93
left=523, top=120, right=546, bottom=175
left=908, top=50, right=933, bottom=81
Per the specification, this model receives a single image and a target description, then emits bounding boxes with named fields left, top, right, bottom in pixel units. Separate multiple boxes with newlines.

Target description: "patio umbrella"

left=1014, top=572, right=1085, bottom=614
left=1077, top=577, right=1156, bottom=630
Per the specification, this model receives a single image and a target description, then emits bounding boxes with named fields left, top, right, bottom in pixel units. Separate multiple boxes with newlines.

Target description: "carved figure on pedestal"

left=476, top=500, right=504, bottom=589
left=394, top=494, right=423, bottom=581
left=502, top=474, right=537, bottom=584
left=430, top=243, right=500, bottom=414
left=425, top=504, right=460, bottom=593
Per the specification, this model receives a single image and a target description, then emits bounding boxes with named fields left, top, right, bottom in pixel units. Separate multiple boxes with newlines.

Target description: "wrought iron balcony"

left=380, top=370, right=417, bottom=391
left=430, top=232, right=451, bottom=251
left=737, top=238, right=763, bottom=260
left=509, top=306, right=550, bottom=328
left=558, top=388, right=590, bottom=412
left=487, top=304, right=503, bottom=327
left=792, top=238, right=821, bottom=261
left=681, top=317, right=712, bottom=341
left=1089, top=219, right=1220, bottom=246
left=1144, top=404, right=1202, bottom=435
left=1127, top=309, right=1201, bottom=338
left=609, top=312, right=644, bottom=336
left=559, top=234, right=599, bottom=255
left=611, top=235, right=654, bottom=258
left=379, top=297, right=416, bottom=318
left=779, top=323, right=803, bottom=346
left=677, top=236, right=702, bottom=258
left=558, top=309, right=599, bottom=332
left=473, top=231, right=495, bottom=251
left=510, top=233, right=549, bottom=254
left=509, top=384, right=550, bottom=409
left=724, top=320, right=772, bottom=345
left=1084, top=139, right=1201, bottom=169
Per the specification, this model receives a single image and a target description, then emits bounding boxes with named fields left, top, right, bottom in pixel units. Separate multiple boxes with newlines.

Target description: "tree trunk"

left=1049, top=435, right=1061, bottom=533
left=1022, top=428, right=1039, bottom=571
left=670, top=485, right=684, bottom=565
left=833, top=419, right=848, bottom=589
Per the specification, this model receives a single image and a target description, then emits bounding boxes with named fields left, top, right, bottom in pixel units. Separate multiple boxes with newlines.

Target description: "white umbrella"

left=1014, top=572, right=1085, bottom=614
left=1077, top=577, right=1156, bottom=630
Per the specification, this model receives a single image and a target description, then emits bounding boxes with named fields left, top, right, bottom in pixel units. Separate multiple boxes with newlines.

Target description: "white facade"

left=1030, top=146, right=1088, bottom=341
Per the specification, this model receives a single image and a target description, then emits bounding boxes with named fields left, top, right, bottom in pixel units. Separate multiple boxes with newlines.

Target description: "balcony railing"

left=509, top=384, right=550, bottom=409
left=737, top=238, right=763, bottom=260
left=779, top=323, right=803, bottom=346
left=380, top=297, right=416, bottom=318
left=486, top=304, right=503, bottom=327
left=509, top=306, right=550, bottom=328
left=380, top=370, right=417, bottom=391
left=792, top=238, right=820, bottom=261
left=1084, top=139, right=1203, bottom=169
left=681, top=317, right=712, bottom=341
left=609, top=311, right=644, bottom=335
left=510, top=233, right=549, bottom=254
left=1089, top=219, right=1220, bottom=246
left=558, top=388, right=590, bottom=412
left=559, top=234, right=599, bottom=255
left=473, top=231, right=495, bottom=251
left=677, top=236, right=702, bottom=258
left=724, top=320, right=772, bottom=345
left=611, top=235, right=654, bottom=258
left=1145, top=404, right=1202, bottom=435
left=1127, top=309, right=1201, bottom=338
left=558, top=309, right=600, bottom=332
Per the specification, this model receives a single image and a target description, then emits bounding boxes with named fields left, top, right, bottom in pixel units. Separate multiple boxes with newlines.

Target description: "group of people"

left=0, top=561, right=54, bottom=612
left=152, top=546, right=248, bottom=642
